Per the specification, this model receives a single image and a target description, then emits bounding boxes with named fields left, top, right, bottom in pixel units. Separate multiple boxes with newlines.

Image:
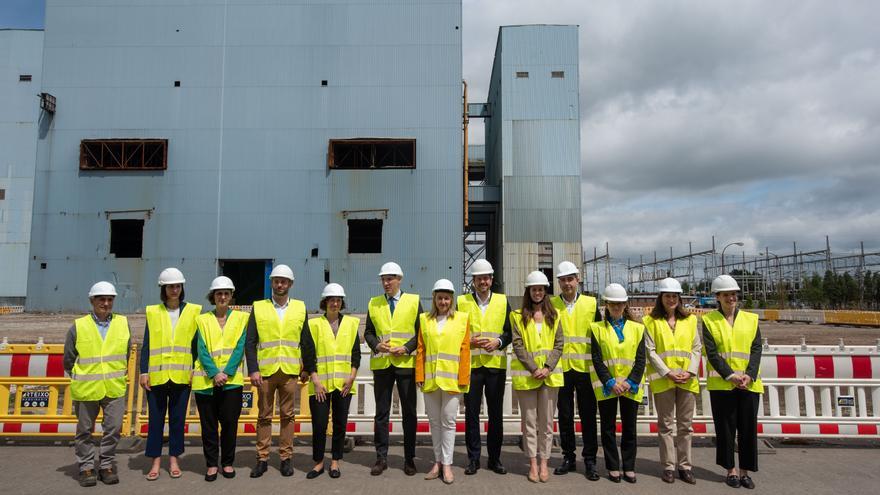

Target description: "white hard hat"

left=157, top=267, right=186, bottom=286
left=209, top=276, right=235, bottom=292
left=556, top=261, right=580, bottom=278
left=711, top=274, right=741, bottom=293
left=88, top=281, right=117, bottom=297
left=432, top=278, right=455, bottom=293
left=269, top=264, right=295, bottom=281
left=657, top=277, right=683, bottom=293
left=524, top=270, right=550, bottom=287
left=321, top=283, right=346, bottom=298
left=603, top=283, right=629, bottom=302
left=378, top=261, right=403, bottom=277
left=470, top=259, right=494, bottom=276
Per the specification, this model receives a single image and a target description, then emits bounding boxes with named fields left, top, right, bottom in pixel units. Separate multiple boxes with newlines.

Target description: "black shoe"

left=487, top=460, right=507, bottom=475
left=464, top=460, right=479, bottom=475
left=678, top=469, right=695, bottom=485
left=623, top=473, right=637, bottom=484
left=370, top=459, right=387, bottom=476
left=725, top=474, right=741, bottom=488
left=98, top=468, right=119, bottom=485
left=250, top=460, right=268, bottom=478
left=584, top=463, right=600, bottom=481
left=329, top=468, right=341, bottom=479
left=221, top=468, right=236, bottom=479
left=280, top=459, right=294, bottom=477
left=306, top=468, right=324, bottom=479
left=662, top=470, right=675, bottom=483
left=205, top=471, right=218, bottom=482
left=608, top=473, right=621, bottom=483
left=740, top=475, right=755, bottom=489
left=403, top=460, right=417, bottom=476
left=79, top=469, right=97, bottom=487
left=554, top=458, right=576, bottom=475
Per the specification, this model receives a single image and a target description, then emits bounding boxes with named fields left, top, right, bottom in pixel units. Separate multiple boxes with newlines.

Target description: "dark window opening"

left=40, top=263, right=47, bottom=269
left=80, top=139, right=168, bottom=170
left=310, top=247, right=319, bottom=258
left=220, top=259, right=271, bottom=305
left=0, top=189, right=5, bottom=200
left=19, top=74, right=32, bottom=82
left=348, top=219, right=382, bottom=253
left=551, top=71, right=565, bottom=78
left=324, top=269, right=330, bottom=283
left=174, top=80, right=180, bottom=87
left=516, top=71, right=529, bottom=78
left=328, top=139, right=416, bottom=169
left=110, top=219, right=144, bottom=258
left=321, top=80, right=328, bottom=86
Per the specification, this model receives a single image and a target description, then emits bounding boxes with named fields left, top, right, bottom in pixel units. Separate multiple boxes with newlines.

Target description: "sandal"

left=145, top=471, right=160, bottom=481
left=170, top=468, right=182, bottom=479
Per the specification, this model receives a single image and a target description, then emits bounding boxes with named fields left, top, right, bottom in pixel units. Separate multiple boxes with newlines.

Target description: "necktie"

left=389, top=296, right=396, bottom=315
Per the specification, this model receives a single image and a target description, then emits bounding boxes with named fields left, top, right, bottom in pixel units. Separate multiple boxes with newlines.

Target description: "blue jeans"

left=145, top=382, right=191, bottom=458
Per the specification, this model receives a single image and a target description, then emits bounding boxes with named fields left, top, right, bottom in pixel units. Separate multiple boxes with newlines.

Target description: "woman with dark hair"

left=415, top=279, right=470, bottom=484
left=590, top=283, right=646, bottom=484
left=510, top=271, right=563, bottom=483
left=300, top=283, right=360, bottom=479
left=643, top=278, right=701, bottom=484
left=140, top=267, right=201, bottom=480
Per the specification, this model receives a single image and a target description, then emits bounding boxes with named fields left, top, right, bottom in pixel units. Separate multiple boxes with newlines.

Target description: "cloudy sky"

left=4, top=0, right=878, bottom=269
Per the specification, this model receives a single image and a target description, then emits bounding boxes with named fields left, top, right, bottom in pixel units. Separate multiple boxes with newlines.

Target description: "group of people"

left=64, top=260, right=763, bottom=490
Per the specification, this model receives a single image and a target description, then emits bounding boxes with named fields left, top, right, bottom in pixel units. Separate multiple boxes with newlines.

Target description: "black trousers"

left=194, top=387, right=243, bottom=468
left=597, top=396, right=639, bottom=472
left=310, top=390, right=353, bottom=461
left=709, top=389, right=760, bottom=471
left=557, top=370, right=598, bottom=463
left=373, top=367, right=417, bottom=461
left=464, top=367, right=506, bottom=463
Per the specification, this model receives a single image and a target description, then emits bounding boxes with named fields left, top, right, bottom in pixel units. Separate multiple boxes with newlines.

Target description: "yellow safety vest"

left=420, top=311, right=469, bottom=394
left=701, top=310, right=763, bottom=393
left=457, top=292, right=508, bottom=369
left=509, top=311, right=564, bottom=390
left=368, top=293, right=420, bottom=370
left=253, top=298, right=306, bottom=376
left=192, top=310, right=249, bottom=391
left=308, top=315, right=360, bottom=396
left=550, top=294, right=597, bottom=373
left=146, top=303, right=202, bottom=385
left=590, top=320, right=646, bottom=403
left=642, top=314, right=700, bottom=395
left=69, top=315, right=130, bottom=402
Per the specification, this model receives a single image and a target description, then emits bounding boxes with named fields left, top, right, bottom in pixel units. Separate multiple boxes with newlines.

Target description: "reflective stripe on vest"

left=509, top=311, right=564, bottom=390
left=309, top=315, right=359, bottom=396
left=589, top=320, right=646, bottom=402
left=457, top=293, right=508, bottom=369
left=70, top=315, right=130, bottom=401
left=253, top=299, right=306, bottom=376
left=642, top=314, right=700, bottom=395
left=551, top=294, right=597, bottom=374
left=701, top=310, right=763, bottom=393
left=192, top=310, right=248, bottom=391
left=368, top=293, right=420, bottom=370
left=146, top=303, right=201, bottom=385
left=420, top=311, right=469, bottom=393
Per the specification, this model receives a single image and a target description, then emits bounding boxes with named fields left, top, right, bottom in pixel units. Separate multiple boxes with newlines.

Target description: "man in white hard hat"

left=363, top=261, right=423, bottom=476
left=63, top=282, right=131, bottom=487
left=244, top=264, right=310, bottom=478
left=550, top=261, right=602, bottom=480
left=457, top=259, right=512, bottom=475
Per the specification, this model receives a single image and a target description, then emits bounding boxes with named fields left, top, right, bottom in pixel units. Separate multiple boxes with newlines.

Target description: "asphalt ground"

left=0, top=438, right=877, bottom=494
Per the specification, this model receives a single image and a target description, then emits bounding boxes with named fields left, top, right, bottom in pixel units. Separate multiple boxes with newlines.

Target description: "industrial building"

left=9, top=1, right=583, bottom=313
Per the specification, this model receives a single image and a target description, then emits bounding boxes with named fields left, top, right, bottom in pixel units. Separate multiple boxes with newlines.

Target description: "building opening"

left=219, top=259, right=272, bottom=306
left=109, top=219, right=144, bottom=258
left=348, top=219, right=383, bottom=253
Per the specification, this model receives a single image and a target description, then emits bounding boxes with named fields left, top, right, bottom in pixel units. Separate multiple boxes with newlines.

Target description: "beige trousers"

left=256, top=370, right=299, bottom=460
left=517, top=384, right=559, bottom=459
left=653, top=387, right=697, bottom=471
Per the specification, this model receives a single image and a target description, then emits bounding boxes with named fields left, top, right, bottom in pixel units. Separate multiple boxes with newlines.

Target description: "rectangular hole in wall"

left=0, top=189, right=5, bottom=200
left=19, top=74, right=32, bottom=82
left=516, top=71, right=529, bottom=78
left=348, top=219, right=382, bottom=254
left=551, top=71, right=565, bottom=78
left=110, top=219, right=144, bottom=258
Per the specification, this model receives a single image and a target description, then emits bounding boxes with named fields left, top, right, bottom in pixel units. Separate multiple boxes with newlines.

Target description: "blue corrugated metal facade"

left=26, top=0, right=463, bottom=312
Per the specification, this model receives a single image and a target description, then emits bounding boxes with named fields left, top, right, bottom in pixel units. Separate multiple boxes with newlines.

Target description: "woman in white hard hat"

left=643, top=278, right=701, bottom=485
left=140, top=267, right=202, bottom=480
left=415, top=279, right=470, bottom=484
left=702, top=275, right=763, bottom=489
left=590, top=283, right=646, bottom=484
left=300, top=283, right=361, bottom=479
left=510, top=271, right=563, bottom=483
left=192, top=276, right=248, bottom=481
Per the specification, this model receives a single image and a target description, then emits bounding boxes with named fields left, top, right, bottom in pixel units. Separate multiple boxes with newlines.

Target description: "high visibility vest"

left=145, top=303, right=202, bottom=385
left=590, top=320, right=646, bottom=403
left=308, top=315, right=360, bottom=396
left=192, top=310, right=249, bottom=391
left=550, top=294, right=597, bottom=373
left=642, top=314, right=700, bottom=395
left=419, top=311, right=469, bottom=394
left=457, top=293, right=508, bottom=369
left=69, top=315, right=130, bottom=402
left=701, top=310, right=763, bottom=393
left=509, top=311, right=564, bottom=390
left=253, top=298, right=306, bottom=376
left=368, top=293, right=420, bottom=370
